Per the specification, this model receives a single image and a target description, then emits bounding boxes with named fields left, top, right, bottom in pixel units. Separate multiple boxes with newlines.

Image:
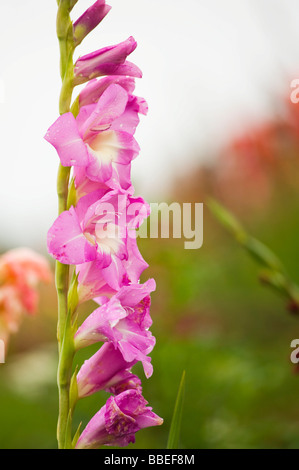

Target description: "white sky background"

left=1, top=0, right=299, bottom=250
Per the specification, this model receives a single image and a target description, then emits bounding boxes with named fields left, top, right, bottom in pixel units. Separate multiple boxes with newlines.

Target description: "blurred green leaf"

left=167, top=371, right=186, bottom=449
left=208, top=197, right=299, bottom=309
left=207, top=198, right=247, bottom=241
left=259, top=268, right=289, bottom=295
left=243, top=237, right=285, bottom=274
left=208, top=198, right=284, bottom=272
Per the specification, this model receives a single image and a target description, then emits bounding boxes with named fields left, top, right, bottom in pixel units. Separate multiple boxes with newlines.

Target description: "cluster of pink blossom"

left=46, top=0, right=162, bottom=449
left=0, top=248, right=51, bottom=345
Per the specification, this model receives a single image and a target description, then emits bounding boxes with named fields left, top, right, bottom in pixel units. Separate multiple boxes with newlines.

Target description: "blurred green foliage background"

left=1, top=97, right=299, bottom=449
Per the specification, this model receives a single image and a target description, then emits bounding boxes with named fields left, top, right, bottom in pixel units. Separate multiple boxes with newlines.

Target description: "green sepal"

left=73, top=24, right=88, bottom=47
left=71, top=95, right=80, bottom=118
left=63, top=409, right=73, bottom=449
left=67, top=177, right=77, bottom=210
left=69, top=366, right=79, bottom=411
left=72, top=422, right=82, bottom=449
left=67, top=272, right=79, bottom=318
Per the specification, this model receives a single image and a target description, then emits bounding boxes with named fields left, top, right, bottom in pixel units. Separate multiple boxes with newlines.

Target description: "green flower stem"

left=55, top=0, right=77, bottom=449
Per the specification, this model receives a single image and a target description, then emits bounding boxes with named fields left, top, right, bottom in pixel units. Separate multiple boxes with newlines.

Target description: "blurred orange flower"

left=0, top=248, right=52, bottom=344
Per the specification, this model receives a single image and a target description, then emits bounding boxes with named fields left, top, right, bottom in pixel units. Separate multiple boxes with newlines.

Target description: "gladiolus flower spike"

left=46, top=0, right=162, bottom=449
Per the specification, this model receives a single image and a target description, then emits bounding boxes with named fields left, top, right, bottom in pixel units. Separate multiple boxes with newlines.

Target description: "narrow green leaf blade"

left=167, top=371, right=186, bottom=449
left=72, top=422, right=82, bottom=449
left=243, top=236, right=285, bottom=273
left=208, top=197, right=285, bottom=272
left=208, top=197, right=299, bottom=309
left=207, top=197, right=247, bottom=241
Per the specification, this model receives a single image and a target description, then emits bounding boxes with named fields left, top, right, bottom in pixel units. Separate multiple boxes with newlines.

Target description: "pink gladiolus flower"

left=73, top=0, right=111, bottom=46
left=75, top=280, right=156, bottom=377
left=76, top=389, right=163, bottom=449
left=46, top=0, right=162, bottom=445
left=45, top=84, right=146, bottom=191
left=77, top=342, right=142, bottom=398
left=0, top=285, right=24, bottom=340
left=47, top=189, right=149, bottom=266
left=74, top=37, right=142, bottom=85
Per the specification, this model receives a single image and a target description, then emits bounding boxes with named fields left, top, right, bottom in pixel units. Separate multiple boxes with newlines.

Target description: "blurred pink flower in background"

left=0, top=248, right=52, bottom=344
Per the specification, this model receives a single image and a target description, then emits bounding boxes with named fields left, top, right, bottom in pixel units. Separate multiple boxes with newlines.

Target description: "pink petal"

left=85, top=131, right=139, bottom=184
left=75, top=297, right=126, bottom=349
left=76, top=343, right=137, bottom=398
left=80, top=84, right=129, bottom=139
left=86, top=149, right=114, bottom=182
left=110, top=162, right=133, bottom=191
left=77, top=260, right=117, bottom=303
left=47, top=207, right=97, bottom=265
left=111, top=95, right=148, bottom=135
left=74, top=188, right=109, bottom=223
left=116, top=279, right=156, bottom=308
left=44, top=113, right=89, bottom=167
left=124, top=234, right=149, bottom=283
left=127, top=196, right=150, bottom=229
left=79, top=76, right=136, bottom=107
left=101, top=255, right=126, bottom=291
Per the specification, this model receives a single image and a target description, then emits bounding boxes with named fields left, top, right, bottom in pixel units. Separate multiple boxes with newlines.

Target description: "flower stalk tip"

left=73, top=0, right=112, bottom=47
